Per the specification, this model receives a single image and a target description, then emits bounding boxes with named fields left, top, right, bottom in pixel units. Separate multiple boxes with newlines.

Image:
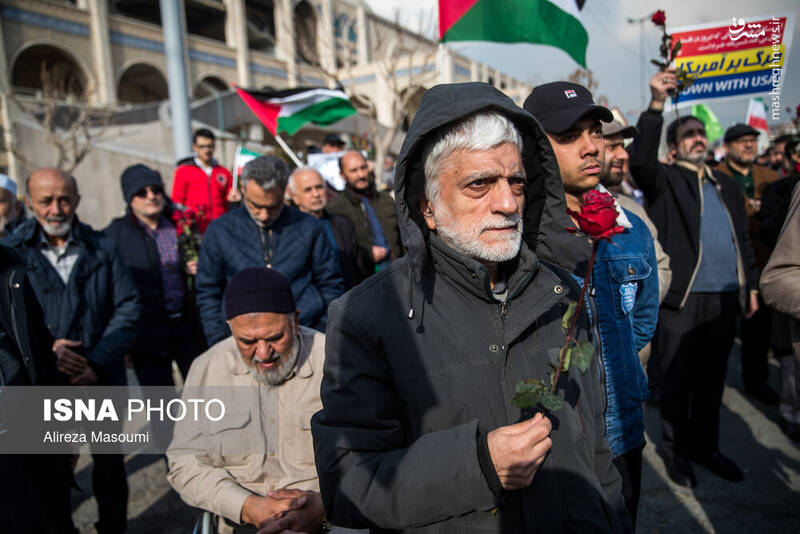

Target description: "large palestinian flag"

left=234, top=86, right=357, bottom=136
left=439, top=0, right=589, bottom=67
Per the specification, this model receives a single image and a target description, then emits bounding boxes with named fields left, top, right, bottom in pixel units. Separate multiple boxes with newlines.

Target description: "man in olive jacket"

left=326, top=150, right=403, bottom=283
left=311, top=82, right=630, bottom=533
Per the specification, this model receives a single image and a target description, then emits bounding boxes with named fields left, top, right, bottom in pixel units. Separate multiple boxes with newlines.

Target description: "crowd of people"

left=1, top=66, right=799, bottom=534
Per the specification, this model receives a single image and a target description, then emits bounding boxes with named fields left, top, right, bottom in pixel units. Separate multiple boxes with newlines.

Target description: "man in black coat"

left=2, top=168, right=141, bottom=534
left=105, top=164, right=205, bottom=387
left=287, top=167, right=366, bottom=289
left=0, top=244, right=77, bottom=533
left=311, top=82, right=630, bottom=533
left=628, top=69, right=758, bottom=488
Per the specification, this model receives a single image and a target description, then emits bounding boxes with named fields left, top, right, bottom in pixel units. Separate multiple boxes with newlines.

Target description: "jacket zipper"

left=259, top=227, right=274, bottom=267
left=588, top=284, right=607, bottom=421
left=680, top=172, right=705, bottom=309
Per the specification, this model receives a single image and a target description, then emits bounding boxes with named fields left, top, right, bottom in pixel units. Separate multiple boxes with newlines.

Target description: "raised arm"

left=627, top=69, right=678, bottom=200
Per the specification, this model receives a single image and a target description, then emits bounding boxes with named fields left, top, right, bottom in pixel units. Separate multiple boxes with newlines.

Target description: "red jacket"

left=171, top=161, right=232, bottom=223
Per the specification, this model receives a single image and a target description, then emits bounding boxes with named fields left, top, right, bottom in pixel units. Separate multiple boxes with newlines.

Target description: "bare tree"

left=7, top=62, right=111, bottom=175
left=292, top=8, right=437, bottom=185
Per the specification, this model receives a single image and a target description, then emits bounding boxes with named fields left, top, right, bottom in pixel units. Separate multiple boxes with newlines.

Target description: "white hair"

left=422, top=111, right=523, bottom=204
left=287, top=166, right=322, bottom=194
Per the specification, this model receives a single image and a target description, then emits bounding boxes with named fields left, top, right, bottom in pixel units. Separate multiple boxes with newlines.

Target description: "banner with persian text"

left=671, top=14, right=794, bottom=108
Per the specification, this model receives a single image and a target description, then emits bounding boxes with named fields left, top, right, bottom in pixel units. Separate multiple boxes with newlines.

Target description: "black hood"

left=393, top=82, right=590, bottom=274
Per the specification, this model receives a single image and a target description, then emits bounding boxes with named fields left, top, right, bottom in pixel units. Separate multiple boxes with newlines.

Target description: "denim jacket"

left=592, top=208, right=659, bottom=457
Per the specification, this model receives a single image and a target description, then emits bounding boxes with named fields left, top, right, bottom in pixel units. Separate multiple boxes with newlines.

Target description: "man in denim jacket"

left=525, top=82, right=659, bottom=528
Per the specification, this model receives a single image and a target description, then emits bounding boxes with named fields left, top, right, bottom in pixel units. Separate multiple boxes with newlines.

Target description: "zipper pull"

left=500, top=301, right=508, bottom=322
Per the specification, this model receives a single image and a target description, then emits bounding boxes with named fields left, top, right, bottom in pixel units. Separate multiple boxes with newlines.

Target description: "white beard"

left=432, top=202, right=522, bottom=263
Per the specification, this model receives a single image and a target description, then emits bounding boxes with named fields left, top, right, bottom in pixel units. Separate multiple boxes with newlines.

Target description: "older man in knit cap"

left=167, top=267, right=326, bottom=534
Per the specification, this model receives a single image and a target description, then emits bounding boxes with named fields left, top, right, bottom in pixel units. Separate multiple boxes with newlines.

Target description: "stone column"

left=356, top=3, right=369, bottom=66
left=87, top=0, right=115, bottom=105
left=0, top=21, right=18, bottom=182
left=481, top=62, right=488, bottom=83
left=436, top=44, right=454, bottom=84
left=470, top=60, right=479, bottom=82
left=318, top=0, right=336, bottom=88
left=274, top=0, right=298, bottom=87
left=225, top=0, right=252, bottom=86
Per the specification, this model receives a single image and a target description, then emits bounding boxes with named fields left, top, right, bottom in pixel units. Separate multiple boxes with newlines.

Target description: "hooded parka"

left=311, top=83, right=630, bottom=533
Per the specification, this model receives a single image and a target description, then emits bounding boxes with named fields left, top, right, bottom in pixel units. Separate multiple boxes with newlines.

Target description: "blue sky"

left=365, top=0, right=800, bottom=137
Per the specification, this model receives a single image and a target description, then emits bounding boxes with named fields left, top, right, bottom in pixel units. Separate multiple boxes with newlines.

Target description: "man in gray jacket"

left=311, top=82, right=630, bottom=533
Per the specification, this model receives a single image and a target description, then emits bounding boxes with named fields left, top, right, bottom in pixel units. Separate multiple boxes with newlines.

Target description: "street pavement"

left=71, top=344, right=800, bottom=533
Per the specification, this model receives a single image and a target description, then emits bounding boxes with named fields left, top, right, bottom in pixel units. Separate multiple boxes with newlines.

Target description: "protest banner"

left=671, top=14, right=794, bottom=111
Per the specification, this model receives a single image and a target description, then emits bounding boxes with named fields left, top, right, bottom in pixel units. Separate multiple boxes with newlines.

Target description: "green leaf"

left=511, top=391, right=542, bottom=408
left=562, top=346, right=572, bottom=372
left=650, top=59, right=667, bottom=69
left=540, top=391, right=564, bottom=411
left=572, top=341, right=594, bottom=373
left=491, top=507, right=499, bottom=517
left=561, top=300, right=578, bottom=329
left=671, top=40, right=682, bottom=58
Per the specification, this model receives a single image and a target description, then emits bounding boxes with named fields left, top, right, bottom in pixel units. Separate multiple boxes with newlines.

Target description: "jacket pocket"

left=286, top=410, right=317, bottom=468
left=607, top=257, right=651, bottom=317
left=205, top=411, right=258, bottom=475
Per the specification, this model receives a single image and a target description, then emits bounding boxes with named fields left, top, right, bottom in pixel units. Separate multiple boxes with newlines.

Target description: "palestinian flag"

left=232, top=145, right=261, bottom=189
left=746, top=97, right=769, bottom=132
left=439, top=0, right=589, bottom=67
left=234, top=86, right=357, bottom=136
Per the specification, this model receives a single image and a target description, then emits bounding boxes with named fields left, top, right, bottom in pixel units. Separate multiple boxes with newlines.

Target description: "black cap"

left=121, top=164, right=163, bottom=205
left=523, top=82, right=613, bottom=134
left=224, top=267, right=296, bottom=320
left=724, top=123, right=760, bottom=143
left=323, top=133, right=345, bottom=146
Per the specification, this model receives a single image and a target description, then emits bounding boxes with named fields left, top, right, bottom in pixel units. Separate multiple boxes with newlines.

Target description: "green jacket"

left=326, top=186, right=403, bottom=283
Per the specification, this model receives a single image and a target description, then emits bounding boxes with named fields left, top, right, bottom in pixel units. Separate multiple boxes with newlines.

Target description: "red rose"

left=651, top=10, right=666, bottom=27
left=185, top=209, right=196, bottom=221
left=567, top=190, right=625, bottom=241
left=170, top=210, right=183, bottom=222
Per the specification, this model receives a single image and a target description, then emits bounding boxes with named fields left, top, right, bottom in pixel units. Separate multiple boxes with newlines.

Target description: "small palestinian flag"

left=439, top=0, right=589, bottom=67
left=234, top=86, right=357, bottom=136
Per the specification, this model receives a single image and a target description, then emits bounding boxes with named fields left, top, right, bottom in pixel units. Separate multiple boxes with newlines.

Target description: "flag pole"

left=232, top=143, right=241, bottom=191
left=272, top=134, right=303, bottom=168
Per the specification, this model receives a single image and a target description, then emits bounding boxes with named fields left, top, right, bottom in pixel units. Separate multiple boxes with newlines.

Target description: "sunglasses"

left=134, top=185, right=164, bottom=198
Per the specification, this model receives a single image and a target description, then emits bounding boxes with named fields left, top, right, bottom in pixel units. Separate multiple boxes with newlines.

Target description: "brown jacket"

left=717, top=160, right=779, bottom=268
left=760, top=183, right=800, bottom=399
left=166, top=326, right=325, bottom=524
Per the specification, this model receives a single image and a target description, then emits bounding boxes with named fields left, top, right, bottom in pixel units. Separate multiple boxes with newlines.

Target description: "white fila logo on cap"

left=564, top=90, right=577, bottom=98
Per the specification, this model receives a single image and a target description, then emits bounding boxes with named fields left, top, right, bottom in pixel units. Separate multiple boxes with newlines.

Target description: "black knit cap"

left=121, top=164, right=163, bottom=205
left=224, top=267, right=296, bottom=320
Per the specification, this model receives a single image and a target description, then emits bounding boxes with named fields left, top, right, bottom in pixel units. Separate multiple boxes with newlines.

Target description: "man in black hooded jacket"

left=311, top=82, right=630, bottom=533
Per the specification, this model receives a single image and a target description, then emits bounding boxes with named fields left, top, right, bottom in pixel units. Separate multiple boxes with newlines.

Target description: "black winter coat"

left=104, top=212, right=190, bottom=356
left=311, top=83, right=630, bottom=533
left=0, top=244, right=61, bottom=386
left=628, top=110, right=757, bottom=311
left=1, top=218, right=141, bottom=385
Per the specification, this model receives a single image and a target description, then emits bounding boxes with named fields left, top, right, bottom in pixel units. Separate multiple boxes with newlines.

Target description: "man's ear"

left=419, top=197, right=436, bottom=231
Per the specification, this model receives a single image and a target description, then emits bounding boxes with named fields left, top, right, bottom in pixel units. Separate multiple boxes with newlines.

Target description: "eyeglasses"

left=134, top=186, right=164, bottom=198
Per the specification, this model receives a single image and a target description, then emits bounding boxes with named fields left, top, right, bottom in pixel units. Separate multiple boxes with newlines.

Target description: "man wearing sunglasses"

left=628, top=68, right=758, bottom=488
left=105, top=165, right=204, bottom=391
